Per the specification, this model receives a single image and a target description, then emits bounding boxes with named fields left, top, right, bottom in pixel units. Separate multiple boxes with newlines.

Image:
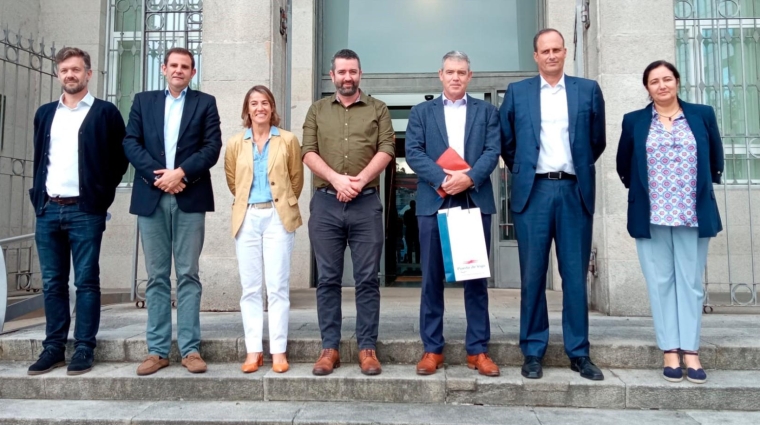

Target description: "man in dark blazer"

left=500, top=29, right=606, bottom=380
left=406, top=51, right=501, bottom=376
left=123, top=47, right=222, bottom=376
left=28, top=47, right=127, bottom=376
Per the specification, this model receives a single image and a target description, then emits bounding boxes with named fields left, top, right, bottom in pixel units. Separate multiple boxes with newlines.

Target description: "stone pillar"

left=200, top=0, right=290, bottom=310
left=590, top=0, right=676, bottom=315
left=289, top=0, right=316, bottom=289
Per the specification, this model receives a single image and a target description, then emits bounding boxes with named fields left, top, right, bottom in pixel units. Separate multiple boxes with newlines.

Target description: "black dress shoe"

left=570, top=356, right=604, bottom=381
left=521, top=356, right=543, bottom=379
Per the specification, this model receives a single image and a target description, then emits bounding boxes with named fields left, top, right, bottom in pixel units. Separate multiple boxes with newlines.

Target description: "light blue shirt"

left=164, top=87, right=188, bottom=170
left=247, top=126, right=280, bottom=204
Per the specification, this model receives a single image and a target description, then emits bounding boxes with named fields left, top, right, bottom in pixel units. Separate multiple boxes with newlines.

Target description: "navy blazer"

left=29, top=98, right=128, bottom=216
left=405, top=94, right=500, bottom=216
left=123, top=88, right=222, bottom=216
left=499, top=75, right=606, bottom=214
left=616, top=100, right=724, bottom=239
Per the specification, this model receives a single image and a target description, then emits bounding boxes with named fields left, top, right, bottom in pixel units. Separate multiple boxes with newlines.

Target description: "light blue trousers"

left=636, top=224, right=709, bottom=352
left=139, top=193, right=205, bottom=358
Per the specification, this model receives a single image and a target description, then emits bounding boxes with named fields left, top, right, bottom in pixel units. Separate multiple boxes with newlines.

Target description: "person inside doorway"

left=403, top=200, right=419, bottom=263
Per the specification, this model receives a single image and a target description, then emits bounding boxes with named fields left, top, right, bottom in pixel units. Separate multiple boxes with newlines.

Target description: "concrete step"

left=2, top=333, right=759, bottom=371
left=1, top=362, right=759, bottom=411
left=0, top=399, right=758, bottom=424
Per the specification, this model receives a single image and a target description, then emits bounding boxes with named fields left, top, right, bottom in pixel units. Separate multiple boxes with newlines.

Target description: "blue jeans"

left=139, top=193, right=205, bottom=358
left=35, top=203, right=106, bottom=353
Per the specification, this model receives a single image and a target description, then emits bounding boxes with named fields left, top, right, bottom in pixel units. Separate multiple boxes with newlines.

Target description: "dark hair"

left=241, top=85, right=280, bottom=128
left=164, top=47, right=195, bottom=69
left=55, top=47, right=91, bottom=71
left=331, top=49, right=361, bottom=71
left=642, top=60, right=680, bottom=87
left=533, top=28, right=565, bottom=52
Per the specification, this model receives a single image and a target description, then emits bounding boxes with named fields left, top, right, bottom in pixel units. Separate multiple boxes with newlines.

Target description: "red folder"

left=435, top=147, right=470, bottom=198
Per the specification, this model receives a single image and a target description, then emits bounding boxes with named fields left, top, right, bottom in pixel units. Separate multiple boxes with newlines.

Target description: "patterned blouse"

left=646, top=110, right=698, bottom=227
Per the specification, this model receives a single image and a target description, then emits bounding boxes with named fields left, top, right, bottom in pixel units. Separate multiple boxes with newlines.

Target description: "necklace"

left=656, top=107, right=682, bottom=122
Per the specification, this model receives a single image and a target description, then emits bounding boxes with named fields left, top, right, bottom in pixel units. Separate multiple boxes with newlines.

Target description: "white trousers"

left=235, top=206, right=294, bottom=354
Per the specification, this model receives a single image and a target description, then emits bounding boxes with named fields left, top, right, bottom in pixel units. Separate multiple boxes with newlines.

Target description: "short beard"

left=335, top=81, right=358, bottom=97
left=62, top=80, right=87, bottom=95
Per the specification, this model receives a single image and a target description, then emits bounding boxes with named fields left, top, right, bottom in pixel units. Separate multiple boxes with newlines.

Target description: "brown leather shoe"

left=181, top=352, right=207, bottom=373
left=359, top=349, right=382, bottom=376
left=467, top=353, right=500, bottom=377
left=416, top=352, right=445, bottom=375
left=136, top=355, right=169, bottom=376
left=241, top=353, right=264, bottom=374
left=312, top=349, right=340, bottom=376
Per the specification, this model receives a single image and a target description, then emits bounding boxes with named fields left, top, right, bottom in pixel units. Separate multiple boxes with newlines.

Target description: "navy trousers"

left=513, top=178, right=592, bottom=359
left=418, top=194, right=492, bottom=355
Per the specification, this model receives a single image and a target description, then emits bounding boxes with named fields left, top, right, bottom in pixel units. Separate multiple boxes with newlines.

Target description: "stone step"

left=1, top=362, right=759, bottom=411
left=0, top=399, right=758, bottom=425
left=2, top=333, right=759, bottom=370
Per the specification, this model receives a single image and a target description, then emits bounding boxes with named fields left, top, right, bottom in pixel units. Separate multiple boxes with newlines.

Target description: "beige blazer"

left=224, top=128, right=304, bottom=237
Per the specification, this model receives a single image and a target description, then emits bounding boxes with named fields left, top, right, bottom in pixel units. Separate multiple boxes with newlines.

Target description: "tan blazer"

left=224, top=128, right=304, bottom=237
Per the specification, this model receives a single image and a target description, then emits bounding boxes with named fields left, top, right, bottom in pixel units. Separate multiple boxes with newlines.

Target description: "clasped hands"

left=154, top=168, right=186, bottom=194
left=330, top=174, right=368, bottom=203
left=441, top=168, right=473, bottom=195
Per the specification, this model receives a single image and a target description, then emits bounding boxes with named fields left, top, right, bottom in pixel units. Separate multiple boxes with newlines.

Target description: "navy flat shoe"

left=663, top=366, right=683, bottom=382
left=687, top=367, right=707, bottom=384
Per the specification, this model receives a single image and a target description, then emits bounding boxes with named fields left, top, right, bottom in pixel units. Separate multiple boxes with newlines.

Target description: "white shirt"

left=442, top=93, right=467, bottom=159
left=46, top=91, right=95, bottom=197
left=537, top=75, right=575, bottom=175
left=164, top=87, right=188, bottom=170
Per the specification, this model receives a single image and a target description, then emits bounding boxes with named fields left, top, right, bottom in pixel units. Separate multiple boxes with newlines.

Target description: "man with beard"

left=28, top=47, right=128, bottom=376
left=302, top=49, right=395, bottom=376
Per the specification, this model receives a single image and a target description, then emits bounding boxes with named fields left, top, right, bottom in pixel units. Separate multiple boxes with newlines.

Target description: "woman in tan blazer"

left=224, top=85, right=303, bottom=374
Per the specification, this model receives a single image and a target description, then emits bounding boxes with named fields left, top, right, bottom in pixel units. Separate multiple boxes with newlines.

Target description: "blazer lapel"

left=566, top=77, right=579, bottom=147
left=267, top=134, right=282, bottom=173
left=634, top=104, right=654, bottom=190
left=177, top=88, right=199, bottom=142
left=463, top=95, right=476, bottom=148
left=432, top=97, right=449, bottom=146
left=528, top=77, right=541, bottom=148
left=153, top=91, right=165, bottom=145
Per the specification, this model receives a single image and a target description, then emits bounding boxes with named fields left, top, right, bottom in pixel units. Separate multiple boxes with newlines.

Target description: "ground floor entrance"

left=313, top=90, right=531, bottom=290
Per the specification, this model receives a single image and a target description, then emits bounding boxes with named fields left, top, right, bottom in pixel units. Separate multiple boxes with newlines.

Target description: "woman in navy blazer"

left=617, top=60, right=723, bottom=384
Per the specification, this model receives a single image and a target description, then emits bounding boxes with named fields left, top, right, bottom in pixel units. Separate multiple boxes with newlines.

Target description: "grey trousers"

left=636, top=224, right=710, bottom=352
left=309, top=190, right=384, bottom=350
left=139, top=193, right=205, bottom=357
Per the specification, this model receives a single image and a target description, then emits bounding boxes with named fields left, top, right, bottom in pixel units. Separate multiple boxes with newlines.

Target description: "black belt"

left=535, top=172, right=576, bottom=181
left=47, top=196, right=79, bottom=205
left=317, top=187, right=377, bottom=196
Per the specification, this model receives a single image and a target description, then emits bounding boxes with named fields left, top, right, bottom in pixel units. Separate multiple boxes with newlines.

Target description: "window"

left=105, top=0, right=203, bottom=186
left=675, top=0, right=760, bottom=184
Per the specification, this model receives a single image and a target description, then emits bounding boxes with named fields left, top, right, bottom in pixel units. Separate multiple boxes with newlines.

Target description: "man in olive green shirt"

left=302, top=49, right=395, bottom=377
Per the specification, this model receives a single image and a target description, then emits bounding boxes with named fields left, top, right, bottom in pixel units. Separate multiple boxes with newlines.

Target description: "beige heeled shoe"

left=241, top=354, right=264, bottom=374
left=272, top=354, right=289, bottom=373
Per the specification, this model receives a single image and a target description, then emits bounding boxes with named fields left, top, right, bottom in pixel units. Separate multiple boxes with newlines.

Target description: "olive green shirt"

left=301, top=91, right=395, bottom=189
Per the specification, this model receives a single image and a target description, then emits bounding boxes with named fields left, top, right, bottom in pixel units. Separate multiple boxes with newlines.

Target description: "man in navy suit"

left=28, top=47, right=127, bottom=376
left=123, top=47, right=222, bottom=376
left=500, top=29, right=606, bottom=380
left=406, top=51, right=501, bottom=376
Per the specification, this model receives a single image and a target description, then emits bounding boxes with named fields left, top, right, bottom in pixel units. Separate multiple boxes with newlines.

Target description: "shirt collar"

left=442, top=93, right=468, bottom=106
left=331, top=90, right=367, bottom=106
left=57, top=91, right=95, bottom=110
left=164, top=86, right=188, bottom=100
left=540, top=74, right=566, bottom=90
left=244, top=126, right=279, bottom=140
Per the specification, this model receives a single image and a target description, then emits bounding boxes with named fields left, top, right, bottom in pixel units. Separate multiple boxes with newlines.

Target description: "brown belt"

left=47, top=196, right=79, bottom=205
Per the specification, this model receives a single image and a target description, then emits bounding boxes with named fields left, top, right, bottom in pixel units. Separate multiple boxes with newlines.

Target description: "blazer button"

left=532, top=165, right=536, bottom=169
left=161, top=151, right=165, bottom=156
left=536, top=146, right=540, bottom=150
